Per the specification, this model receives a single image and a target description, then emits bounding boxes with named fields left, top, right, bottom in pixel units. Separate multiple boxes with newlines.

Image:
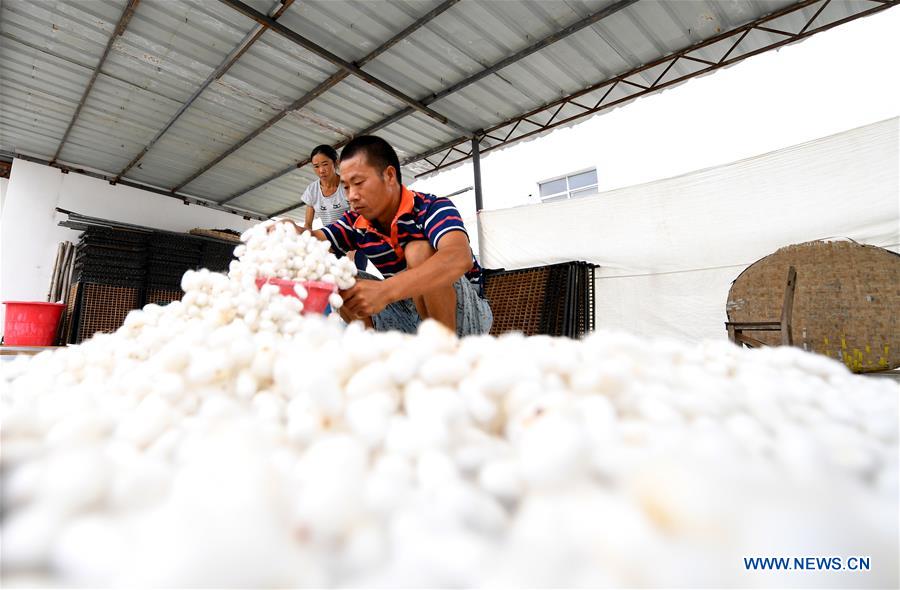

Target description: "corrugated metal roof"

left=1, top=0, right=895, bottom=217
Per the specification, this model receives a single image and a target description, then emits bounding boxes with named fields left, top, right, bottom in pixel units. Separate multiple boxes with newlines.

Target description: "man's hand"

left=340, top=279, right=393, bottom=319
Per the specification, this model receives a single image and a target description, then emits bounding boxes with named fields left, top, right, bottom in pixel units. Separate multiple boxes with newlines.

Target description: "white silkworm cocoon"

left=1, top=505, right=68, bottom=570
left=383, top=348, right=419, bottom=384
left=38, top=447, right=111, bottom=514
left=109, top=454, right=171, bottom=510
left=114, top=396, right=174, bottom=449
left=345, top=393, right=395, bottom=446
left=419, top=353, right=469, bottom=386
left=152, top=372, right=185, bottom=401
left=286, top=411, right=321, bottom=446
left=516, top=412, right=589, bottom=488
left=250, top=351, right=276, bottom=381
left=345, top=361, right=395, bottom=398
left=457, top=379, right=498, bottom=428
left=340, top=522, right=386, bottom=574
left=328, top=293, right=343, bottom=309
left=4, top=461, right=44, bottom=508
left=383, top=415, right=420, bottom=457
left=45, top=411, right=113, bottom=447
left=438, top=481, right=509, bottom=535
left=234, top=370, right=258, bottom=399
left=416, top=449, right=459, bottom=490
left=252, top=392, right=285, bottom=423
left=479, top=459, right=524, bottom=501
left=293, top=435, right=368, bottom=537
left=51, top=516, right=128, bottom=586
left=577, top=395, right=618, bottom=447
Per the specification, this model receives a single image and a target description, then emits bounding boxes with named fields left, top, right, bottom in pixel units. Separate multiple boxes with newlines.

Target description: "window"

left=538, top=168, right=598, bottom=202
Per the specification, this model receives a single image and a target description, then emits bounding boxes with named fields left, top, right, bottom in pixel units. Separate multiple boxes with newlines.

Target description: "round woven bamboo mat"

left=727, top=240, right=900, bottom=373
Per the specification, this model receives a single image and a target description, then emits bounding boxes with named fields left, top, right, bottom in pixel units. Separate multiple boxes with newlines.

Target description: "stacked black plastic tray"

left=67, top=228, right=148, bottom=344
left=483, top=261, right=597, bottom=338
left=65, top=227, right=238, bottom=343
left=200, top=240, right=237, bottom=273
left=540, top=261, right=596, bottom=338
left=146, top=234, right=202, bottom=290
left=72, top=228, right=147, bottom=287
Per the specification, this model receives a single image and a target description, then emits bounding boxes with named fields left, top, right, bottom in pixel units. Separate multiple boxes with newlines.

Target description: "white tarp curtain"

left=478, top=118, right=900, bottom=343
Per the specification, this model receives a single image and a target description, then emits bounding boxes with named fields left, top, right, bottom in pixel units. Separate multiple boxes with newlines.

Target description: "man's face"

left=340, top=154, right=395, bottom=222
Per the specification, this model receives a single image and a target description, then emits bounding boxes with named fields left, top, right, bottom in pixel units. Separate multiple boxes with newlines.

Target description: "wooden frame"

left=726, top=266, right=796, bottom=348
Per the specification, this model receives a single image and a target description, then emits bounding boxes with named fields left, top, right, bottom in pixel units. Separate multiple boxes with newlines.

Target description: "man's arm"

left=341, top=231, right=472, bottom=317
left=386, top=231, right=472, bottom=299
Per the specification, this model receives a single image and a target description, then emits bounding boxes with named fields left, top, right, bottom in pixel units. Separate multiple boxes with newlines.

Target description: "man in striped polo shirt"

left=310, top=135, right=492, bottom=337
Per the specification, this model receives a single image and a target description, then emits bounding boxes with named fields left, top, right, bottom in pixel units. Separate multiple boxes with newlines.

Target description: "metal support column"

left=471, top=135, right=485, bottom=264
left=471, top=136, right=483, bottom=212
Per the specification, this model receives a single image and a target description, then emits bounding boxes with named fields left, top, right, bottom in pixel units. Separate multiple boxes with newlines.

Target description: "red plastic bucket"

left=254, top=278, right=337, bottom=316
left=303, top=281, right=339, bottom=315
left=3, top=301, right=66, bottom=346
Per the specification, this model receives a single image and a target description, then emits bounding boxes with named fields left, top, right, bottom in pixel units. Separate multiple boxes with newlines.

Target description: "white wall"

left=411, top=8, right=900, bottom=257
left=0, top=177, right=8, bottom=210
left=0, top=159, right=257, bottom=337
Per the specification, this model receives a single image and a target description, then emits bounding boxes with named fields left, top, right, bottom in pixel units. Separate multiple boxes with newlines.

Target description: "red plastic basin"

left=3, top=301, right=66, bottom=346
left=254, top=277, right=337, bottom=316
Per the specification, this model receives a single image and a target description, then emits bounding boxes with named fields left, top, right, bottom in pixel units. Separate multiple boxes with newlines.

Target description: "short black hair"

left=340, top=135, right=402, bottom=186
left=310, top=144, right=338, bottom=163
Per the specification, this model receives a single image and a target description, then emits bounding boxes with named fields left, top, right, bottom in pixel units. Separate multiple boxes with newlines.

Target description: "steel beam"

left=444, top=185, right=473, bottom=198
left=269, top=202, right=305, bottom=218
left=176, top=0, right=460, bottom=196
left=252, top=0, right=637, bottom=214
left=217, top=0, right=469, bottom=134
left=51, top=0, right=140, bottom=163
left=115, top=0, right=295, bottom=180
left=360, top=0, right=639, bottom=137
left=407, top=0, right=897, bottom=176
left=229, top=162, right=298, bottom=210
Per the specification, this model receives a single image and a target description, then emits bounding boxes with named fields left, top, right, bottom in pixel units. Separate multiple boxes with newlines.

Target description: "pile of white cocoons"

left=1, top=221, right=897, bottom=588
left=231, top=220, right=358, bottom=311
